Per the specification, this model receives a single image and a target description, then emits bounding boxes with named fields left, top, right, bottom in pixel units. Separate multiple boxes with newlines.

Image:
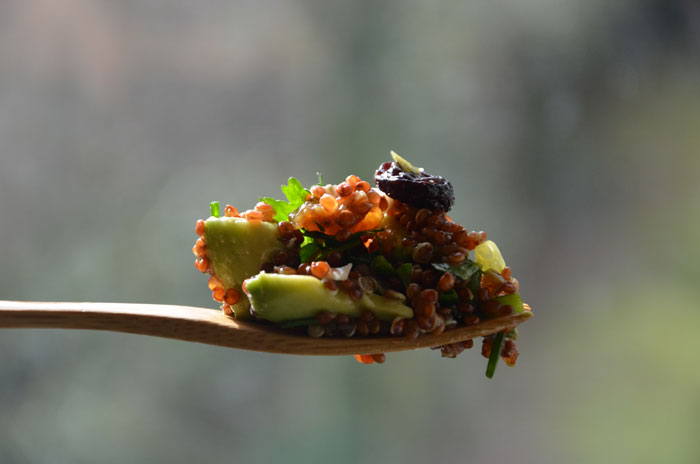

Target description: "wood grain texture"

left=0, top=301, right=532, bottom=355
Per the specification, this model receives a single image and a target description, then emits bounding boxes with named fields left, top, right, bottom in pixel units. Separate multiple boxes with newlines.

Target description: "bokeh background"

left=1, top=1, right=699, bottom=463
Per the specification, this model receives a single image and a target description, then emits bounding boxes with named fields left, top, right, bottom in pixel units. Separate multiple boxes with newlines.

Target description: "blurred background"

left=1, top=0, right=699, bottom=462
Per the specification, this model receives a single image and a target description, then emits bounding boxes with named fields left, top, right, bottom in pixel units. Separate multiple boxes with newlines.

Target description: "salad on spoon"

left=193, top=151, right=532, bottom=377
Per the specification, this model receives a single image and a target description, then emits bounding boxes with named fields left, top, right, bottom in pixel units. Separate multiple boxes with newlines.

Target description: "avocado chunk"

left=244, top=273, right=414, bottom=323
left=495, top=293, right=525, bottom=314
left=204, top=217, right=282, bottom=318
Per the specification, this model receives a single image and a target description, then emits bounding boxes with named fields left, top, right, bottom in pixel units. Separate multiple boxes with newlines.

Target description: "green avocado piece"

left=244, top=273, right=414, bottom=323
left=495, top=293, right=525, bottom=314
left=204, top=217, right=282, bottom=318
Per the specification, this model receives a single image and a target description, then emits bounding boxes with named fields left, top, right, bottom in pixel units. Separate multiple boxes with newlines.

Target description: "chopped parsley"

left=261, top=177, right=310, bottom=222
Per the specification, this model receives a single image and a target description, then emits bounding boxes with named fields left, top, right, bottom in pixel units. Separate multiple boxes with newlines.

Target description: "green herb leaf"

left=281, top=177, right=309, bottom=206
left=299, top=235, right=322, bottom=263
left=432, top=260, right=480, bottom=282
left=396, top=263, right=413, bottom=288
left=486, top=332, right=505, bottom=379
left=438, top=289, right=459, bottom=307
left=392, top=245, right=413, bottom=262
left=210, top=201, right=220, bottom=218
left=263, top=177, right=310, bottom=222
left=371, top=255, right=394, bottom=278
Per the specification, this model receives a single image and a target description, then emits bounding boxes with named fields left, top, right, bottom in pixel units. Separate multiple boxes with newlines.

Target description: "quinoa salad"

left=192, top=152, right=531, bottom=377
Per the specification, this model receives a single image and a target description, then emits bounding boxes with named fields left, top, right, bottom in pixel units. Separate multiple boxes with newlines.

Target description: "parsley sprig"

left=260, top=177, right=310, bottom=222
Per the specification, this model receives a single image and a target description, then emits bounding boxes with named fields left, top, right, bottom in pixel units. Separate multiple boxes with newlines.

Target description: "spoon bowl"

left=0, top=300, right=532, bottom=355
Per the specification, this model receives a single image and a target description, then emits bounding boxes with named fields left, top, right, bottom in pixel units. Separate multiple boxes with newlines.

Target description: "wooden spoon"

left=0, top=301, right=532, bottom=355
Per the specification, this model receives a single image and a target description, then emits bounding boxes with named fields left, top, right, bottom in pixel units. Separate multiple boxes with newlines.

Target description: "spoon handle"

left=0, top=300, right=262, bottom=348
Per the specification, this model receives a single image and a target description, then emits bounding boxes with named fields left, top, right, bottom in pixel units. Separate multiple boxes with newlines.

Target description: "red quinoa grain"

left=311, top=185, right=326, bottom=199
left=437, top=272, right=455, bottom=292
left=273, top=251, right=289, bottom=266
left=208, top=276, right=222, bottom=291
left=316, top=310, right=335, bottom=325
left=367, top=190, right=381, bottom=205
left=356, top=180, right=371, bottom=193
left=360, top=354, right=375, bottom=364
left=417, top=316, right=431, bottom=330
left=278, top=221, right=295, bottom=237
left=224, top=205, right=239, bottom=217
left=403, top=320, right=420, bottom=340
left=336, top=182, right=354, bottom=197
left=360, top=310, right=375, bottom=322
left=339, top=322, right=357, bottom=337
left=419, top=288, right=439, bottom=304
left=335, top=228, right=352, bottom=242
left=310, top=261, right=330, bottom=279
left=308, top=325, right=325, bottom=338
left=195, top=257, right=210, bottom=273
left=244, top=210, right=263, bottom=223
left=481, top=337, right=493, bottom=358
left=430, top=317, right=445, bottom=335
left=348, top=287, right=363, bottom=301
left=406, top=283, right=422, bottom=301
left=322, top=278, right=338, bottom=292
left=499, top=305, right=514, bottom=316
left=390, top=317, right=405, bottom=336
left=212, top=287, right=225, bottom=302
left=412, top=242, right=433, bottom=264
left=446, top=251, right=466, bottom=264
left=358, top=276, right=377, bottom=294
left=195, top=219, right=205, bottom=236
left=501, top=339, right=516, bottom=358
left=357, top=322, right=369, bottom=336
left=320, top=194, right=338, bottom=212
left=274, top=265, right=297, bottom=275
left=224, top=288, right=240, bottom=305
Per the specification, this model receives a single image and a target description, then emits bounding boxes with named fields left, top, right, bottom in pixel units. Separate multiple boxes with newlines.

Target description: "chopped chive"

left=438, top=289, right=459, bottom=307
left=317, top=172, right=324, bottom=184
left=396, top=263, right=413, bottom=288
left=468, top=268, right=482, bottom=298
left=210, top=201, right=220, bottom=218
left=485, top=332, right=505, bottom=379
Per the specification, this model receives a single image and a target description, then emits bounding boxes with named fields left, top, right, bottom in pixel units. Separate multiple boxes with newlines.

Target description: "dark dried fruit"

left=374, top=161, right=455, bottom=212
